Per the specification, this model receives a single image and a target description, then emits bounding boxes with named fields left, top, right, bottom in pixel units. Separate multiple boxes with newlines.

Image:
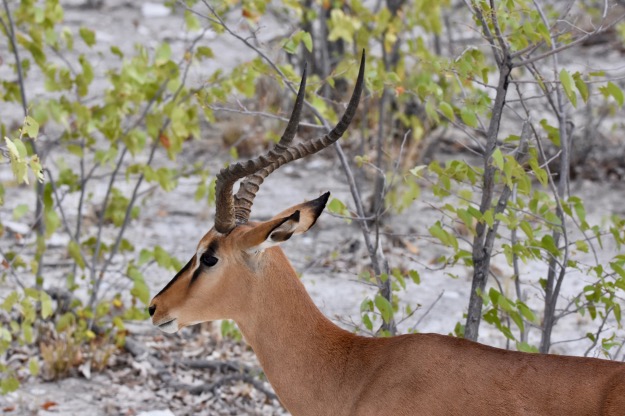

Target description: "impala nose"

left=148, top=304, right=156, bottom=317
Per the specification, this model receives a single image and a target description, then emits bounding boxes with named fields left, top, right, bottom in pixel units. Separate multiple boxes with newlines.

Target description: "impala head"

left=148, top=52, right=365, bottom=333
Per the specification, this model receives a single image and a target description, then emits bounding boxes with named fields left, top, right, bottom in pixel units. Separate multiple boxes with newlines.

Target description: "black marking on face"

left=191, top=265, right=202, bottom=283
left=155, top=257, right=193, bottom=298
left=191, top=240, right=220, bottom=285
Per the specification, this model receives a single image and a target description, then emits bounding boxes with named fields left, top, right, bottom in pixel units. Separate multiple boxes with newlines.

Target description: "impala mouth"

left=155, top=318, right=179, bottom=334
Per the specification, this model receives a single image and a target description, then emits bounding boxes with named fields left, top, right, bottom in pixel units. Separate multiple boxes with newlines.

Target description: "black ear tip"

left=320, top=191, right=330, bottom=205
left=301, top=192, right=331, bottom=216
left=307, top=192, right=330, bottom=218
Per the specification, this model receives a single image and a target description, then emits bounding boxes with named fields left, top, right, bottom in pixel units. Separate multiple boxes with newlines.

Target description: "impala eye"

left=200, top=253, right=218, bottom=267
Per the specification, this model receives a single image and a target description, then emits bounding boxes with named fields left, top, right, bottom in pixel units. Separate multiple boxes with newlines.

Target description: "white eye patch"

left=194, top=245, right=205, bottom=269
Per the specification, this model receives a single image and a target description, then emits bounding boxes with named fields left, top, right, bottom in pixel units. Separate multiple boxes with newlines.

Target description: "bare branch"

left=208, top=105, right=326, bottom=130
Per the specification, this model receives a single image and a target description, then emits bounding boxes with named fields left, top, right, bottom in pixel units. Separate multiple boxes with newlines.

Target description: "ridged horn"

left=232, top=50, right=366, bottom=225
left=213, top=67, right=307, bottom=234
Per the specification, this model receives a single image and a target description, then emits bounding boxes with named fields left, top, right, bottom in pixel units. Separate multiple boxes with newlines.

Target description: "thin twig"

left=71, top=136, right=87, bottom=279
left=583, top=306, right=613, bottom=357
left=45, top=169, right=90, bottom=266
left=1, top=0, right=28, bottom=117
left=186, top=373, right=278, bottom=399
left=208, top=105, right=325, bottom=130
left=412, top=290, right=445, bottom=330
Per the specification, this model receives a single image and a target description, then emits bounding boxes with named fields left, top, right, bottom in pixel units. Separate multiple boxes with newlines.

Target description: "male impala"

left=149, top=53, right=625, bottom=415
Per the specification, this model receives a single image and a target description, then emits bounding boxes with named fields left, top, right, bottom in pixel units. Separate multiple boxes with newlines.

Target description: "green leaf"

left=29, top=358, right=39, bottom=376
left=110, top=45, right=123, bottom=58
left=4, top=137, right=29, bottom=184
left=79, top=27, right=96, bottom=47
left=439, top=101, right=455, bottom=121
left=2, top=292, right=19, bottom=312
left=129, top=268, right=150, bottom=305
left=611, top=262, right=625, bottom=279
left=483, top=209, right=494, bottom=228
left=283, top=33, right=301, bottom=54
left=460, top=107, right=478, bottom=128
left=516, top=342, right=538, bottom=353
left=12, top=204, right=29, bottom=220
left=1, top=376, right=19, bottom=394
left=539, top=119, right=560, bottom=147
left=509, top=310, right=524, bottom=332
left=573, top=73, right=589, bottom=103
left=327, top=198, right=350, bottom=220
left=5, top=137, right=20, bottom=159
left=492, top=147, right=504, bottom=170
left=56, top=312, right=75, bottom=332
left=301, top=31, right=313, bottom=52
left=517, top=302, right=536, bottom=323
left=429, top=222, right=458, bottom=250
left=138, top=249, right=153, bottom=266
left=569, top=197, right=587, bottom=223
left=575, top=240, right=589, bottom=253
left=362, top=313, right=373, bottom=331
left=425, top=99, right=440, bottom=123
left=77, top=55, right=94, bottom=97
left=68, top=240, right=85, bottom=269
left=153, top=245, right=171, bottom=269
left=488, top=287, right=500, bottom=305
left=529, top=158, right=548, bottom=187
left=360, top=298, right=374, bottom=312
left=196, top=46, right=214, bottom=60
left=409, top=165, right=426, bottom=178
left=409, top=270, right=420, bottom=284
left=601, top=81, right=624, bottom=106
left=536, top=22, right=552, bottom=47
left=374, top=294, right=393, bottom=324
left=23, top=323, right=33, bottom=343
left=184, top=10, right=200, bottom=31
left=155, top=43, right=171, bottom=66
left=327, top=9, right=361, bottom=44
left=559, top=69, right=577, bottom=107
left=23, top=116, right=40, bottom=139
left=40, top=292, right=53, bottom=319
left=392, top=268, right=406, bottom=289
left=483, top=308, right=501, bottom=327
left=518, top=221, right=533, bottom=240
left=541, top=235, right=560, bottom=257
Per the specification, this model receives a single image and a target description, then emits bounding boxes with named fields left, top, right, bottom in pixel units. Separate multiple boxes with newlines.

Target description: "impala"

left=149, top=53, right=625, bottom=415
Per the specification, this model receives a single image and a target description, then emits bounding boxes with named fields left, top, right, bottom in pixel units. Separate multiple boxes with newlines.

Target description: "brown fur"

left=150, top=196, right=625, bottom=416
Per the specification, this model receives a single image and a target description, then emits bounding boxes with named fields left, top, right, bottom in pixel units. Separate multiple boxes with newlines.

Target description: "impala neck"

left=235, top=248, right=356, bottom=415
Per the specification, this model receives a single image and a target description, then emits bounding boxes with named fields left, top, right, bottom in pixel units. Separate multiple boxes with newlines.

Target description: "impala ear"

left=238, top=192, right=330, bottom=252
left=272, top=191, right=330, bottom=235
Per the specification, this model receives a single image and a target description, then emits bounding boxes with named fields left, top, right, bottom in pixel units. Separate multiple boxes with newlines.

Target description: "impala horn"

left=214, top=50, right=365, bottom=234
